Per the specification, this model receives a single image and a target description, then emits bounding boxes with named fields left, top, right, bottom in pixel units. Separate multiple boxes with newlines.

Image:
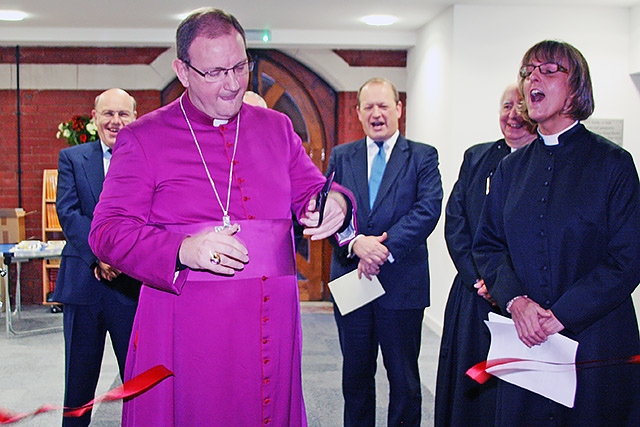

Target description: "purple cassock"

left=89, top=93, right=351, bottom=426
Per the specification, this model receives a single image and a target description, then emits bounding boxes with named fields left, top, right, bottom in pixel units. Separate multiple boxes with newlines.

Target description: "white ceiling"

left=0, top=0, right=638, bottom=48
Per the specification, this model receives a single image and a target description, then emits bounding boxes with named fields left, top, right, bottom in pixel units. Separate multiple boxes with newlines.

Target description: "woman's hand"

left=509, top=296, right=551, bottom=347
left=540, top=309, right=565, bottom=335
left=474, top=279, right=497, bottom=306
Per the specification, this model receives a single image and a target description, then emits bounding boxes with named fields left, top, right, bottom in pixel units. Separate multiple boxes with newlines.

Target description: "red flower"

left=71, top=116, right=85, bottom=132
left=56, top=115, right=98, bottom=145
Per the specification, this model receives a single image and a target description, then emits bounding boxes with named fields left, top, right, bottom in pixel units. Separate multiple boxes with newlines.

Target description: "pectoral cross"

left=214, top=215, right=232, bottom=232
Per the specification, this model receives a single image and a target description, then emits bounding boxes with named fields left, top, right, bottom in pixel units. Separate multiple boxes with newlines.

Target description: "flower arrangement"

left=56, top=115, right=98, bottom=145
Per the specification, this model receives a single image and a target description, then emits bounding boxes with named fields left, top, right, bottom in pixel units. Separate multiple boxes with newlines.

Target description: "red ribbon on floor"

left=0, top=365, right=173, bottom=424
left=467, top=354, right=640, bottom=384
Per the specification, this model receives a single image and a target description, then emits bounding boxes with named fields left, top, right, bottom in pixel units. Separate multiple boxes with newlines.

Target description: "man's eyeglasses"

left=183, top=60, right=255, bottom=83
left=519, top=62, right=568, bottom=78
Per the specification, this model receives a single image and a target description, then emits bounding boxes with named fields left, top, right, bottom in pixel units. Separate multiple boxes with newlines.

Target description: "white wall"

left=406, top=4, right=640, bottom=333
left=631, top=4, right=640, bottom=74
left=405, top=8, right=455, bottom=335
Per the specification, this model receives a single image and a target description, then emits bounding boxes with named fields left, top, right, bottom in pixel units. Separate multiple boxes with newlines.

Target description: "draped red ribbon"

left=467, top=354, right=640, bottom=384
left=0, top=365, right=172, bottom=424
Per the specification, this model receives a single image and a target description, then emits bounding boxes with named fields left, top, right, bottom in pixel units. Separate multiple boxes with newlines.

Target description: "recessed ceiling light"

left=0, top=10, right=28, bottom=21
left=361, top=15, right=397, bottom=27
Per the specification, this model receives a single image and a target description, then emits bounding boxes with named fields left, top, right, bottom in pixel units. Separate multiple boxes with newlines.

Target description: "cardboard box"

left=0, top=208, right=26, bottom=244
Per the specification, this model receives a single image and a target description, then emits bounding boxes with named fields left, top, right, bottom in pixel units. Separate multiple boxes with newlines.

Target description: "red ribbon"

left=0, top=365, right=172, bottom=424
left=466, top=358, right=522, bottom=384
left=467, top=354, right=640, bottom=384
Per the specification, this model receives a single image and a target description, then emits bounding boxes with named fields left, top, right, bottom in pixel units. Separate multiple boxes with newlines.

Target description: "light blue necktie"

left=369, top=141, right=386, bottom=209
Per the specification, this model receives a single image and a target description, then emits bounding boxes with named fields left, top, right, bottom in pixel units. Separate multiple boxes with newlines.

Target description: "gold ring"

left=209, top=251, right=221, bottom=265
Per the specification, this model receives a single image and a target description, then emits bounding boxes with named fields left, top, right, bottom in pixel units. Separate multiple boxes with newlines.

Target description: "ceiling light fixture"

left=361, top=15, right=397, bottom=27
left=0, top=10, right=28, bottom=21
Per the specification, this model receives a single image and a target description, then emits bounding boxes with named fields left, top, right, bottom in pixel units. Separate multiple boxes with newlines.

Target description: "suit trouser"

left=334, top=300, right=424, bottom=427
left=61, top=292, right=137, bottom=427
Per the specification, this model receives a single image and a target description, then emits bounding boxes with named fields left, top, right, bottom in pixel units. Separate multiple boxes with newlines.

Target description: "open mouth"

left=530, top=89, right=545, bottom=103
left=371, top=120, right=385, bottom=130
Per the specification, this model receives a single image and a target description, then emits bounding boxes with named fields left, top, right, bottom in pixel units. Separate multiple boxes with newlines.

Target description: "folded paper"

left=483, top=313, right=579, bottom=408
left=328, top=269, right=385, bottom=315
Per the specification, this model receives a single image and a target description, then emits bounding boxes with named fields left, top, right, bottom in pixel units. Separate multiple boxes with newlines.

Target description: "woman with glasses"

left=474, top=40, right=640, bottom=426
left=434, top=83, right=535, bottom=427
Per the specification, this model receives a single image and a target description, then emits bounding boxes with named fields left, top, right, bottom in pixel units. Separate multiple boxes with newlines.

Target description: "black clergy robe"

left=474, top=123, right=640, bottom=426
left=435, top=139, right=514, bottom=427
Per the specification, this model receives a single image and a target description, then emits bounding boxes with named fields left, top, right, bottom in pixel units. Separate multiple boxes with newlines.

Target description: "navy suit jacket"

left=327, top=135, right=443, bottom=309
left=53, top=140, right=140, bottom=305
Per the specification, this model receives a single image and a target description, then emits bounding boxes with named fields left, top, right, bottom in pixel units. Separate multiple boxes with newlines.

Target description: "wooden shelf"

left=42, top=169, right=63, bottom=305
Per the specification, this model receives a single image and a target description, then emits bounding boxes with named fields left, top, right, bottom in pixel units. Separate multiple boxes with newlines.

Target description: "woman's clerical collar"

left=539, top=121, right=579, bottom=146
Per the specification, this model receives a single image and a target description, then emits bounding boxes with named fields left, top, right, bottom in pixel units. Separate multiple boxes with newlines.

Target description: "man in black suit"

left=54, top=88, right=141, bottom=427
left=328, top=77, right=442, bottom=427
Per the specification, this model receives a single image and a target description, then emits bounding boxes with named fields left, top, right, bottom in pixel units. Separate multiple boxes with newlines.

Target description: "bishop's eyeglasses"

left=519, top=62, right=568, bottom=78
left=183, top=60, right=255, bottom=83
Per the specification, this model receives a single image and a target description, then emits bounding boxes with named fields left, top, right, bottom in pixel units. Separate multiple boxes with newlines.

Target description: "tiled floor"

left=0, top=303, right=439, bottom=426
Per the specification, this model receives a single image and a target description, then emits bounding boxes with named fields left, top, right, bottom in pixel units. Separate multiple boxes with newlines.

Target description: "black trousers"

left=61, top=292, right=137, bottom=427
left=334, top=300, right=424, bottom=427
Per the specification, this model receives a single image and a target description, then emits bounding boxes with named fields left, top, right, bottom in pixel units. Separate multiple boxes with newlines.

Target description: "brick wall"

left=1, top=89, right=161, bottom=303
left=0, top=46, right=168, bottom=64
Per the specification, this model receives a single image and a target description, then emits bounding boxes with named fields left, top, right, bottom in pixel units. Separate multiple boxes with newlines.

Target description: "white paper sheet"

left=485, top=312, right=579, bottom=408
left=328, top=270, right=385, bottom=315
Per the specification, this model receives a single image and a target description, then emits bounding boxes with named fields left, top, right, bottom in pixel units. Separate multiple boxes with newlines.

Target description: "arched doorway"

left=162, top=49, right=337, bottom=301
left=249, top=49, right=336, bottom=301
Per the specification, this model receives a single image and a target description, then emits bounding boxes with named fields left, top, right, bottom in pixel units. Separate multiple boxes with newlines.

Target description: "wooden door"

left=248, top=49, right=337, bottom=301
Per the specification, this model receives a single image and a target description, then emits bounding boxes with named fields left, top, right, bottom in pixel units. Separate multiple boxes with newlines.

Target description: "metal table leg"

left=2, top=256, right=62, bottom=338
left=2, top=257, right=10, bottom=338
left=14, top=261, right=21, bottom=316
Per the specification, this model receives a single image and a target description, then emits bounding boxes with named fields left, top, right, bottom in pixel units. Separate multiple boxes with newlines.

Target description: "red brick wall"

left=0, top=89, right=161, bottom=303
left=0, top=47, right=168, bottom=64
left=336, top=92, right=364, bottom=146
left=333, top=50, right=407, bottom=68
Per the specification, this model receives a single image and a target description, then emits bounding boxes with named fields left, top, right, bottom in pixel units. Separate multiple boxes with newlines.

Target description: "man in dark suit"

left=54, top=88, right=141, bottom=427
left=328, top=77, right=442, bottom=427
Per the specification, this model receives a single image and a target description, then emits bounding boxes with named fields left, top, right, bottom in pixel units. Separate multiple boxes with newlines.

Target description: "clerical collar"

left=539, top=121, right=579, bottom=146
left=213, top=119, right=229, bottom=127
